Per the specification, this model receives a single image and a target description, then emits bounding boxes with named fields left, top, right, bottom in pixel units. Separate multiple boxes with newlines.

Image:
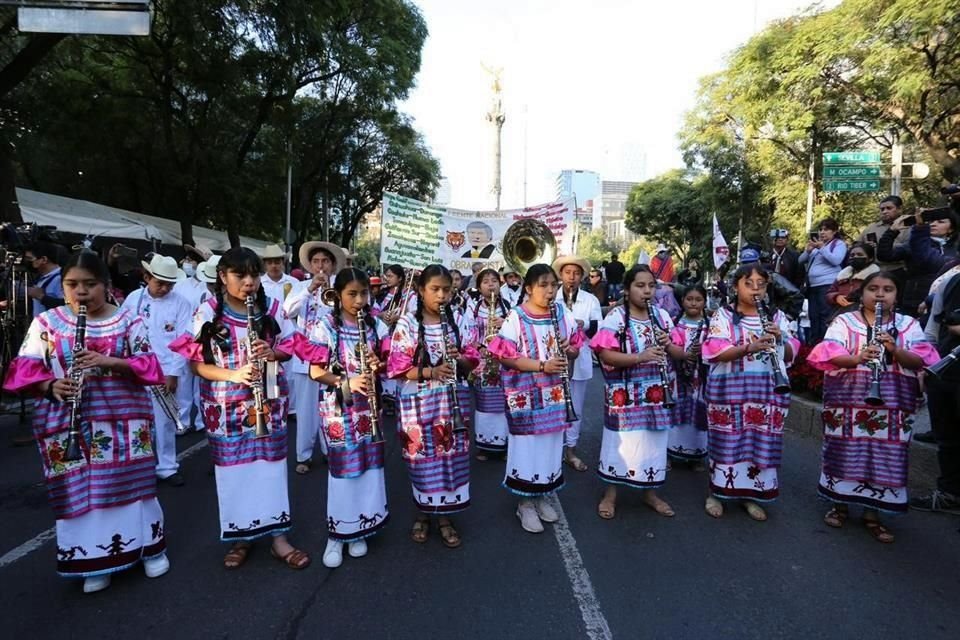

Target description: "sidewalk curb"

left=786, top=394, right=938, bottom=490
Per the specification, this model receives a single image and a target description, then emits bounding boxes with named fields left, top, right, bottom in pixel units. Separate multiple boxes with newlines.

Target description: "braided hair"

left=198, top=247, right=278, bottom=364
left=329, top=267, right=380, bottom=366
left=411, top=264, right=460, bottom=367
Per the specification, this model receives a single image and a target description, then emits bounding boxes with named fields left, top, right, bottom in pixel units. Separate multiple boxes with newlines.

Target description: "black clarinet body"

left=550, top=302, right=579, bottom=422
left=753, top=295, right=791, bottom=394
left=62, top=305, right=88, bottom=462
left=864, top=301, right=885, bottom=406
left=645, top=300, right=676, bottom=408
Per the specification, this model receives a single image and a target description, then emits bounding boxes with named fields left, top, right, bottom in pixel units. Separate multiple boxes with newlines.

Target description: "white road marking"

left=0, top=438, right=209, bottom=570
left=546, top=493, right=614, bottom=640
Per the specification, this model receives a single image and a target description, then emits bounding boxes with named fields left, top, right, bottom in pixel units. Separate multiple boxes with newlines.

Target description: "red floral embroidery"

left=822, top=410, right=841, bottom=430
left=645, top=385, right=665, bottom=404
left=328, top=420, right=345, bottom=441
left=139, top=429, right=151, bottom=445
left=709, top=407, right=733, bottom=426
left=47, top=441, right=64, bottom=464
left=203, top=405, right=222, bottom=430
left=433, top=422, right=453, bottom=453
left=771, top=409, right=785, bottom=429
left=611, top=388, right=629, bottom=407
left=513, top=394, right=528, bottom=409
left=550, top=386, right=564, bottom=402
left=747, top=465, right=761, bottom=479
left=854, top=410, right=870, bottom=424
left=354, top=415, right=372, bottom=437
left=744, top=406, right=767, bottom=426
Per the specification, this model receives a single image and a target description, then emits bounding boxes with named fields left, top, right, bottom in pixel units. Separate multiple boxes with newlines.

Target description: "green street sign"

left=823, top=166, right=881, bottom=178
left=823, top=179, right=881, bottom=192
left=822, top=151, right=881, bottom=164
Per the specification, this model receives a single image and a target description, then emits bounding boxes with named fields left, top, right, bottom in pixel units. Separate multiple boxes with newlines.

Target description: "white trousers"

left=152, top=394, right=179, bottom=478
left=175, top=370, right=198, bottom=430
left=293, top=372, right=327, bottom=462
left=565, top=379, right=589, bottom=448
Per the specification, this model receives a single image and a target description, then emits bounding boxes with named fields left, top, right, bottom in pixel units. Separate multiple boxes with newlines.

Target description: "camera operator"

left=22, top=242, right=64, bottom=317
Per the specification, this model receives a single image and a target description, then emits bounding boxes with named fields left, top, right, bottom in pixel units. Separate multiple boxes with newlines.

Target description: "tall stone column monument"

left=483, top=65, right=505, bottom=211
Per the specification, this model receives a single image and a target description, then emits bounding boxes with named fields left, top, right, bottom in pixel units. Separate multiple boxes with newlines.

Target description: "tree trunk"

left=0, top=33, right=66, bottom=98
left=0, top=141, right=22, bottom=223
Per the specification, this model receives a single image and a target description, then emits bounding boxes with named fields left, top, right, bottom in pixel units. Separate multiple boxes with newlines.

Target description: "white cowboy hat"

left=655, top=243, right=669, bottom=253
left=552, top=255, right=591, bottom=277
left=141, top=254, right=185, bottom=283
left=260, top=244, right=286, bottom=260
left=183, top=243, right=213, bottom=261
left=298, top=241, right=346, bottom=274
left=197, top=255, right=221, bottom=283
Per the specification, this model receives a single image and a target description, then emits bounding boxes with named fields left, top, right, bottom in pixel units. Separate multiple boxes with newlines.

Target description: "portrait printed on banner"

left=460, top=221, right=497, bottom=259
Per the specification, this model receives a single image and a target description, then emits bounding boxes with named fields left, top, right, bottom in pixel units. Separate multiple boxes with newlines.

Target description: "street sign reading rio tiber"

left=822, top=150, right=882, bottom=192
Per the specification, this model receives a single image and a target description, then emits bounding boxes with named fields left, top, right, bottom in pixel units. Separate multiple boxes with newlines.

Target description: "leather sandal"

left=642, top=492, right=675, bottom=517
left=705, top=496, right=724, bottom=518
left=223, top=543, right=251, bottom=569
left=564, top=450, right=588, bottom=472
left=271, top=546, right=311, bottom=569
left=823, top=506, right=848, bottom=528
left=864, top=519, right=895, bottom=543
left=597, top=495, right=616, bottom=520
left=437, top=519, right=462, bottom=549
left=411, top=518, right=430, bottom=543
left=742, top=501, right=768, bottom=522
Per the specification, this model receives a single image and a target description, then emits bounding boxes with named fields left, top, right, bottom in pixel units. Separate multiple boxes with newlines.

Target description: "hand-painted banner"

left=380, top=192, right=576, bottom=272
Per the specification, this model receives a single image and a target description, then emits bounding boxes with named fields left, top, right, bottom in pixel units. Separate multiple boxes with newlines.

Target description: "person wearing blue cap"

left=763, top=229, right=803, bottom=288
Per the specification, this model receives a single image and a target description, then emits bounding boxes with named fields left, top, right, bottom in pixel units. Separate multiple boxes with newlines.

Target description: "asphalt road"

left=1, top=377, right=958, bottom=640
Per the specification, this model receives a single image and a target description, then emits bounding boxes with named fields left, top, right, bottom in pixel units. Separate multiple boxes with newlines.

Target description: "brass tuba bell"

left=501, top=218, right=557, bottom=277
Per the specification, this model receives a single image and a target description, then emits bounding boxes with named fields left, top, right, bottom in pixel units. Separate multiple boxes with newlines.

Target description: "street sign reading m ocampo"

left=824, top=166, right=881, bottom=178
left=15, top=1, right=150, bottom=36
left=822, top=150, right=882, bottom=193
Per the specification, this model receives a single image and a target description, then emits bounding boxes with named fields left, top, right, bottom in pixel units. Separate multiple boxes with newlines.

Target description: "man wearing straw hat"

left=120, top=254, right=194, bottom=486
left=259, top=244, right=299, bottom=303
left=284, top=240, right=346, bottom=474
left=552, top=254, right=602, bottom=473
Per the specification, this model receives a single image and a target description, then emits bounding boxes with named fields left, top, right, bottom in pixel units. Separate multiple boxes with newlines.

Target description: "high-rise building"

left=593, top=180, right=638, bottom=229
left=556, top=169, right=600, bottom=230
left=433, top=176, right=451, bottom=206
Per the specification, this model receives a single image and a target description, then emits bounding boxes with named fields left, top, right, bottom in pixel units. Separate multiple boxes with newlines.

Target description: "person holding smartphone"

left=877, top=206, right=959, bottom=317
left=799, top=219, right=847, bottom=344
left=859, top=196, right=910, bottom=297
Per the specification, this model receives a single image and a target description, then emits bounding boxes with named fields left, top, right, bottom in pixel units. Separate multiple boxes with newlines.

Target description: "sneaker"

left=322, top=539, right=343, bottom=568
left=143, top=552, right=170, bottom=578
left=348, top=539, right=368, bottom=558
left=914, top=431, right=937, bottom=444
left=516, top=501, right=544, bottom=533
left=534, top=497, right=560, bottom=523
left=83, top=575, right=111, bottom=593
left=910, top=489, right=960, bottom=515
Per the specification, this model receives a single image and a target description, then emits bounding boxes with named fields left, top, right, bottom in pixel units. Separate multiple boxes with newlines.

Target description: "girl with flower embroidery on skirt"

left=488, top=264, right=584, bottom=534
left=3, top=251, right=170, bottom=594
left=170, top=248, right=310, bottom=570
left=702, top=264, right=799, bottom=522
left=469, top=267, right=511, bottom=461
left=668, top=284, right=710, bottom=470
left=387, top=265, right=479, bottom=548
left=807, top=271, right=938, bottom=543
left=591, top=265, right=683, bottom=520
left=298, top=268, right=391, bottom=567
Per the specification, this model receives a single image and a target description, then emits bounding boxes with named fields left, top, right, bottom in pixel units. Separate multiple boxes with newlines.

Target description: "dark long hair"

left=622, top=264, right=655, bottom=315
left=412, top=264, right=460, bottom=367
left=727, top=263, right=772, bottom=325
left=517, top=263, right=557, bottom=306
left=63, top=250, right=111, bottom=287
left=473, top=267, right=509, bottom=317
left=329, top=267, right=379, bottom=362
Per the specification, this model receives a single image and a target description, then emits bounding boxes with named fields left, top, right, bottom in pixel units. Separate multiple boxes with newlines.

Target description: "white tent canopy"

left=15, top=188, right=272, bottom=254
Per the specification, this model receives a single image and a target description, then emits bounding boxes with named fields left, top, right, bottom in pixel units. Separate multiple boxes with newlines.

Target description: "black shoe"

left=909, top=489, right=960, bottom=514
left=914, top=431, right=937, bottom=444
left=159, top=472, right=185, bottom=487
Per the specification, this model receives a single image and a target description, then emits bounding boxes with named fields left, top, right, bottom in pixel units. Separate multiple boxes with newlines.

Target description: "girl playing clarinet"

left=3, top=251, right=170, bottom=593
left=299, top=268, right=391, bottom=567
left=170, top=247, right=310, bottom=570
left=702, top=264, right=799, bottom=521
left=591, top=265, right=682, bottom=520
left=807, top=271, right=938, bottom=542
left=488, top=264, right=584, bottom=534
left=668, top=284, right=710, bottom=469
left=470, top=267, right=511, bottom=460
left=387, top=265, right=479, bottom=548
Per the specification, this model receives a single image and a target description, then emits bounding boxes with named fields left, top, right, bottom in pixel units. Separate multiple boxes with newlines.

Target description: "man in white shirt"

left=260, top=244, right=299, bottom=303
left=553, top=255, right=602, bottom=473
left=121, top=254, right=194, bottom=486
left=172, top=257, right=220, bottom=433
left=283, top=240, right=345, bottom=474
left=499, top=267, right=522, bottom=307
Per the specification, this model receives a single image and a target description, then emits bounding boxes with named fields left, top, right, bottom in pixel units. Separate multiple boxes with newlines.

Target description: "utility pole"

left=890, top=129, right=903, bottom=196
left=285, top=141, right=293, bottom=263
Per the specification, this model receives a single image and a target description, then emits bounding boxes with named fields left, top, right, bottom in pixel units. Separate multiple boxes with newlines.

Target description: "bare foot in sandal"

left=705, top=496, right=724, bottom=518
left=823, top=504, right=848, bottom=528
left=642, top=490, right=675, bottom=517
left=411, top=517, right=430, bottom=543
left=863, top=510, right=895, bottom=543
left=598, top=486, right=617, bottom=519
left=437, top=518, right=462, bottom=549
left=223, top=542, right=251, bottom=569
left=564, top=447, right=588, bottom=472
left=742, top=500, right=767, bottom=522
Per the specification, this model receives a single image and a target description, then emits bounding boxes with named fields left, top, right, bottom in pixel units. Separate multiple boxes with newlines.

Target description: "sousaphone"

left=501, top=218, right=557, bottom=276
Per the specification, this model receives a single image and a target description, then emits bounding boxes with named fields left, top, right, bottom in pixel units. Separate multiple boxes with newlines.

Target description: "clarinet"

left=62, top=305, right=88, bottom=462
left=645, top=300, right=676, bottom=408
left=439, top=304, right=468, bottom=435
left=680, top=318, right=707, bottom=381
left=753, top=295, right=791, bottom=394
left=355, top=308, right=383, bottom=443
left=864, top=301, right=885, bottom=406
left=549, top=302, right=579, bottom=422
left=618, top=310, right=632, bottom=406
left=244, top=296, right=270, bottom=438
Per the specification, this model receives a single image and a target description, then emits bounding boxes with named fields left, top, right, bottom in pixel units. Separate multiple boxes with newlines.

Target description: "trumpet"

left=864, top=301, right=885, bottom=406
left=385, top=268, right=415, bottom=318
left=244, top=295, right=270, bottom=438
left=549, top=302, right=579, bottom=422
left=355, top=308, right=383, bottom=443
left=645, top=300, right=676, bottom=408
left=439, top=304, right=468, bottom=435
left=753, top=295, right=791, bottom=394
left=62, top=304, right=88, bottom=462
left=150, top=384, right=186, bottom=433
